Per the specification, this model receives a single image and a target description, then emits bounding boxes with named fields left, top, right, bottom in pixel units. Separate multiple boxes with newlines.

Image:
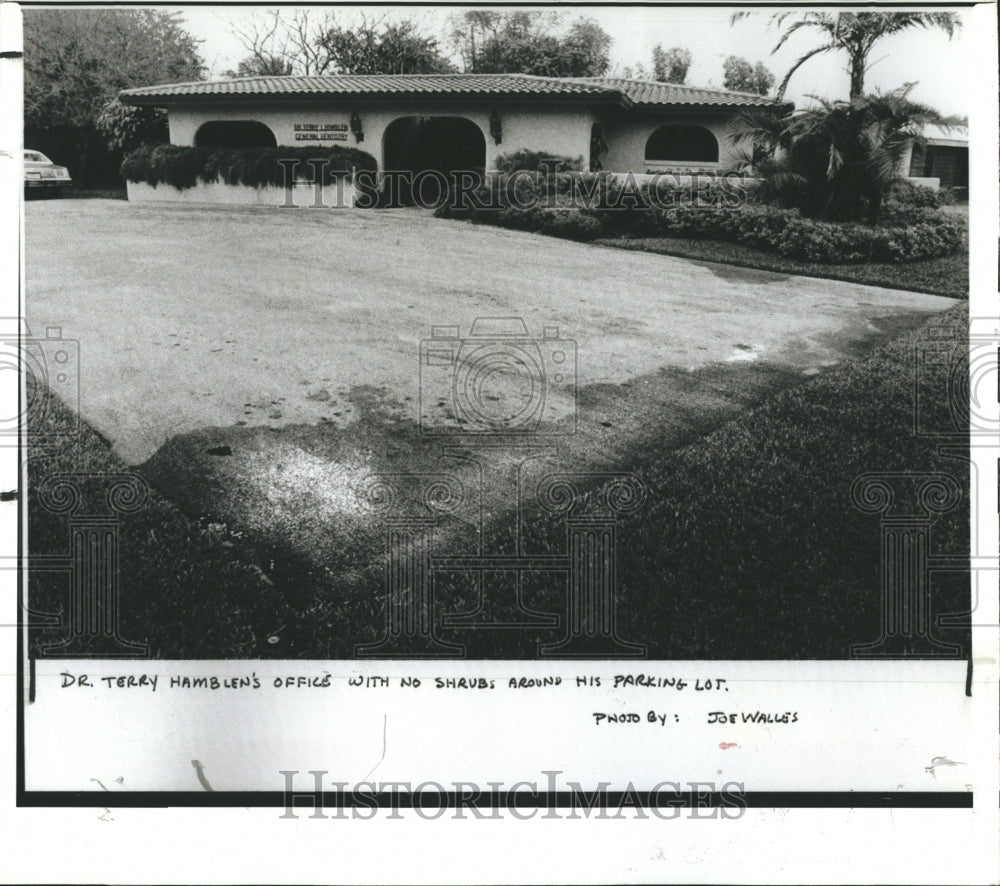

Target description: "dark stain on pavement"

left=132, top=307, right=941, bottom=656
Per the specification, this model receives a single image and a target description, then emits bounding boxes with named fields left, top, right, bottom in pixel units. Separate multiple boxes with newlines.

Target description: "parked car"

left=24, top=150, right=72, bottom=197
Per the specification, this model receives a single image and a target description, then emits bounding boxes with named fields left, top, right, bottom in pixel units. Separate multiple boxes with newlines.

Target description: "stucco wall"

left=167, top=99, right=597, bottom=171
left=600, top=111, right=746, bottom=173
left=127, top=178, right=356, bottom=207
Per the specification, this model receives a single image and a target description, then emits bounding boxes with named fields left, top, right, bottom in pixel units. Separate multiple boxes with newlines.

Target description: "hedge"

left=435, top=172, right=966, bottom=264
left=121, top=144, right=378, bottom=190
left=494, top=149, right=584, bottom=174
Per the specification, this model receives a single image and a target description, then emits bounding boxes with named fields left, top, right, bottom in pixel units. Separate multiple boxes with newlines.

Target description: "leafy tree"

left=652, top=45, right=692, bottom=84
left=226, top=55, right=294, bottom=77
left=24, top=9, right=204, bottom=183
left=722, top=56, right=775, bottom=95
left=233, top=11, right=453, bottom=76
left=95, top=99, right=168, bottom=154
left=614, top=62, right=650, bottom=80
left=733, top=11, right=962, bottom=99
left=736, top=84, right=965, bottom=223
left=319, top=19, right=455, bottom=74
left=561, top=19, right=613, bottom=78
left=447, top=11, right=503, bottom=73
left=448, top=11, right=610, bottom=77
left=230, top=10, right=333, bottom=75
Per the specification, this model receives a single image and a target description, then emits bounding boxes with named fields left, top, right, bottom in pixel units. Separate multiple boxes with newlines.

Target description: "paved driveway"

left=27, top=199, right=952, bottom=465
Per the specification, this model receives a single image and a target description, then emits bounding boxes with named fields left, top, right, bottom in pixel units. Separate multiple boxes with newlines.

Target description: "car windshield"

left=24, top=151, right=49, bottom=163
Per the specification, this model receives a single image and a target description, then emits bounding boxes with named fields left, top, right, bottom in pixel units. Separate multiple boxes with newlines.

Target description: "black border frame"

left=14, top=0, right=981, bottom=813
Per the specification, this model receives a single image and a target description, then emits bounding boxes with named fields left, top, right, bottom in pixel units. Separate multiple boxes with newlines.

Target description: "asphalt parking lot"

left=26, top=197, right=955, bottom=591
left=27, top=198, right=953, bottom=459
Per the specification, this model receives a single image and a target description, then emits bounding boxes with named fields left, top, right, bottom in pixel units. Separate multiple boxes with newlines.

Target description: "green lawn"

left=453, top=302, right=971, bottom=658
left=596, top=235, right=969, bottom=299
left=26, top=305, right=969, bottom=659
left=607, top=301, right=970, bottom=658
left=26, top=377, right=290, bottom=659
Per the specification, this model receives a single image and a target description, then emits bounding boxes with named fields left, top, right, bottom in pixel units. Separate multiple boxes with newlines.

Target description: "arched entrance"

left=383, top=116, right=486, bottom=205
left=194, top=121, right=277, bottom=149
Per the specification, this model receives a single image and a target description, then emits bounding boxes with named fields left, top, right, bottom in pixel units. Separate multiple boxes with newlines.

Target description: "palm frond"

left=775, top=43, right=836, bottom=98
left=772, top=17, right=832, bottom=54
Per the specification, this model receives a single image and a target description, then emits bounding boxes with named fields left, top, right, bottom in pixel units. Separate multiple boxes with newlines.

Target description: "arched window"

left=194, top=121, right=277, bottom=149
left=644, top=125, right=719, bottom=163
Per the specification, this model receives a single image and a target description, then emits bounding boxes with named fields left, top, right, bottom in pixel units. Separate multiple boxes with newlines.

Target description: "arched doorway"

left=194, top=121, right=277, bottom=149
left=383, top=116, right=486, bottom=205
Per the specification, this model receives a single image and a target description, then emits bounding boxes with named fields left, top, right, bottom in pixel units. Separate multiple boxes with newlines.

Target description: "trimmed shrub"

left=494, top=150, right=583, bottom=174
left=541, top=209, right=604, bottom=241
left=776, top=219, right=878, bottom=262
left=875, top=217, right=966, bottom=262
left=495, top=205, right=548, bottom=232
left=121, top=144, right=378, bottom=190
left=889, top=178, right=945, bottom=209
left=439, top=170, right=966, bottom=264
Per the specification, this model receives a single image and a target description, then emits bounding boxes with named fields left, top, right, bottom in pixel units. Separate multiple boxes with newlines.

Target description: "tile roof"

left=921, top=122, right=968, bottom=146
left=572, top=77, right=791, bottom=109
left=120, top=73, right=791, bottom=110
left=119, top=73, right=623, bottom=104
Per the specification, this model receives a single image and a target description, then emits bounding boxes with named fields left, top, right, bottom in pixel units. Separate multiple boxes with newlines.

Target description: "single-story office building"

left=899, top=123, right=969, bottom=194
left=119, top=73, right=791, bottom=194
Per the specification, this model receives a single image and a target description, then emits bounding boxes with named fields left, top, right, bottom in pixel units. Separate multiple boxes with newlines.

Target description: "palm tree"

left=732, top=12, right=962, bottom=100
left=735, top=84, right=965, bottom=223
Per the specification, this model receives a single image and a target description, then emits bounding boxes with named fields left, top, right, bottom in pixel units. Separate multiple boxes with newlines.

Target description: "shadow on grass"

left=596, top=236, right=969, bottom=300
left=26, top=305, right=970, bottom=659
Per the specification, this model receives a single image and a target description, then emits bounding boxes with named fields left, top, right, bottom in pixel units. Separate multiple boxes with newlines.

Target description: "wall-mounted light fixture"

left=350, top=110, right=364, bottom=143
left=489, top=109, right=502, bottom=145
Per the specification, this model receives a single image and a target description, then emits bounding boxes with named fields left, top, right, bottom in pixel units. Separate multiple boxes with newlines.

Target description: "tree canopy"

left=231, top=11, right=454, bottom=76
left=722, top=56, right=775, bottom=95
left=24, top=9, right=204, bottom=181
left=652, top=46, right=692, bottom=84
left=733, top=11, right=962, bottom=99
left=24, top=9, right=204, bottom=131
left=448, top=11, right=611, bottom=77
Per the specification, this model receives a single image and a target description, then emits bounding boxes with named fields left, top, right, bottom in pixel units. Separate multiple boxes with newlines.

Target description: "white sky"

left=176, top=5, right=972, bottom=116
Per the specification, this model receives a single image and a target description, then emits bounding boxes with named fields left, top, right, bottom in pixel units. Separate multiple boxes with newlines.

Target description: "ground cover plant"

left=597, top=235, right=967, bottom=298
left=435, top=169, right=967, bottom=267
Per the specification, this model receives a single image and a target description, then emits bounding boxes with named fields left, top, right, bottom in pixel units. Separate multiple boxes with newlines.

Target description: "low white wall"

left=606, top=171, right=760, bottom=187
left=904, top=176, right=941, bottom=191
left=126, top=178, right=357, bottom=208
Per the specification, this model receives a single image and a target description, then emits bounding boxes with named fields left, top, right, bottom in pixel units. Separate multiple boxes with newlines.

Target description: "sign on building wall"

left=294, top=123, right=349, bottom=142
